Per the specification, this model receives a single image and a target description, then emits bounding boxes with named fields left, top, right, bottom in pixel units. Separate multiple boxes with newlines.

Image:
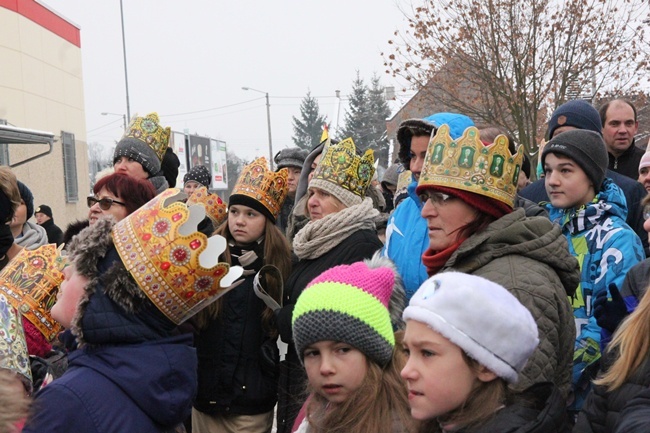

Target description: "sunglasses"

left=87, top=196, right=127, bottom=211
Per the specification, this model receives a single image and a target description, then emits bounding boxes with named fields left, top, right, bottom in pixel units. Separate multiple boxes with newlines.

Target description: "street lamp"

left=242, top=86, right=274, bottom=170
left=101, top=112, right=127, bottom=130
left=119, top=0, right=131, bottom=120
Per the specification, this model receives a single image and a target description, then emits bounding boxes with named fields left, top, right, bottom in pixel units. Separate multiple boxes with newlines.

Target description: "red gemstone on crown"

left=189, top=239, right=201, bottom=250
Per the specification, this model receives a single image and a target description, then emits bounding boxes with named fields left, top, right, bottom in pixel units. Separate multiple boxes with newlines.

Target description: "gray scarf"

left=292, top=198, right=378, bottom=260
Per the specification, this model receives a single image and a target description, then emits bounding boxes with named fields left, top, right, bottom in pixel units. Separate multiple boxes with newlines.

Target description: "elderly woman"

left=415, top=125, right=579, bottom=401
left=274, top=138, right=385, bottom=433
left=62, top=173, right=156, bottom=246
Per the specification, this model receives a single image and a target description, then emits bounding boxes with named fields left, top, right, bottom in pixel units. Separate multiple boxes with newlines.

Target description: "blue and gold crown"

left=311, top=137, right=375, bottom=199
left=0, top=244, right=66, bottom=341
left=231, top=157, right=288, bottom=219
left=186, top=186, right=227, bottom=228
left=112, top=189, right=243, bottom=324
left=418, top=125, right=523, bottom=208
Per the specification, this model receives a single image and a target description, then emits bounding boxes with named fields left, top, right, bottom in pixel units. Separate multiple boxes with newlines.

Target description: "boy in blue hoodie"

left=542, top=129, right=644, bottom=414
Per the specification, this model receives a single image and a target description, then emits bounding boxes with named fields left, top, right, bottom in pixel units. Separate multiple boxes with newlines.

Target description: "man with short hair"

left=34, top=205, right=63, bottom=246
left=599, top=99, right=645, bottom=180
left=274, top=147, right=308, bottom=234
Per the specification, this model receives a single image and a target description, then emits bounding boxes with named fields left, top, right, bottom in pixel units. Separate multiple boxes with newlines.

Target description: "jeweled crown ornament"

left=186, top=186, right=227, bottom=228
left=0, top=294, right=32, bottom=390
left=311, top=137, right=375, bottom=199
left=121, top=112, right=171, bottom=162
left=418, top=125, right=524, bottom=208
left=0, top=244, right=66, bottom=341
left=112, top=189, right=244, bottom=324
left=231, top=157, right=288, bottom=219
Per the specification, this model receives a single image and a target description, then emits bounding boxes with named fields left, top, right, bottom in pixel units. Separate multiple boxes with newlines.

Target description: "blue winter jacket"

left=546, top=178, right=644, bottom=412
left=382, top=181, right=429, bottom=300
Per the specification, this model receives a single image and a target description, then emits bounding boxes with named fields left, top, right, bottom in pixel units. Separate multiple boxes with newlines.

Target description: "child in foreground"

left=401, top=272, right=569, bottom=433
left=291, top=255, right=412, bottom=433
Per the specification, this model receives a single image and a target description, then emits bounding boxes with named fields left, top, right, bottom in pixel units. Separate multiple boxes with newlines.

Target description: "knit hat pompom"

left=183, top=165, right=211, bottom=188
left=403, top=272, right=539, bottom=383
left=541, top=129, right=608, bottom=191
left=293, top=255, right=403, bottom=367
left=546, top=100, right=602, bottom=140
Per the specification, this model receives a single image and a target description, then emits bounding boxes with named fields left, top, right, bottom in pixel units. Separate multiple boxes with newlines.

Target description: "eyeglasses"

left=87, top=196, right=127, bottom=211
left=418, top=191, right=452, bottom=206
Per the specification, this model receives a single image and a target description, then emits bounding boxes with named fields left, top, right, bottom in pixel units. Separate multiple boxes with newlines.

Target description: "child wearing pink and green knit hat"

left=292, top=255, right=404, bottom=367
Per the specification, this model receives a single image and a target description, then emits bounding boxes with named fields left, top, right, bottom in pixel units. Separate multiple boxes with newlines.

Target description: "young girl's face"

left=303, top=340, right=368, bottom=404
left=227, top=204, right=266, bottom=245
left=51, top=265, right=88, bottom=328
left=544, top=153, right=596, bottom=209
left=401, top=320, right=481, bottom=421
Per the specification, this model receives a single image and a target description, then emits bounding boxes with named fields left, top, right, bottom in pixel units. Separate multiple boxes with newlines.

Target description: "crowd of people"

left=2, top=99, right=650, bottom=433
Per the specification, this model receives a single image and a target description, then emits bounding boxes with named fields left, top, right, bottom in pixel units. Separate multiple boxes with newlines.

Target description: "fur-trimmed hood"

left=67, top=218, right=175, bottom=347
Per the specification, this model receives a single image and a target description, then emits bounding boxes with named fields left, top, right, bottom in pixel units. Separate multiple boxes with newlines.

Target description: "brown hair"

left=305, top=334, right=416, bottom=433
left=0, top=369, right=30, bottom=432
left=194, top=217, right=291, bottom=333
left=0, top=166, right=21, bottom=221
left=594, top=281, right=650, bottom=392
left=417, top=353, right=508, bottom=433
left=599, top=99, right=638, bottom=126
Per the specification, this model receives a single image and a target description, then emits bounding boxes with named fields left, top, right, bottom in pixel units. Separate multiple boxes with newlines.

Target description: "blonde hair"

left=195, top=217, right=291, bottom=333
left=416, top=353, right=508, bottom=433
left=303, top=187, right=346, bottom=219
left=0, top=369, right=30, bottom=433
left=594, top=283, right=650, bottom=392
left=305, top=332, right=416, bottom=433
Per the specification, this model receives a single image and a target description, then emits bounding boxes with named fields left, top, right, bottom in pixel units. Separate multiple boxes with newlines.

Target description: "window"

left=61, top=131, right=78, bottom=202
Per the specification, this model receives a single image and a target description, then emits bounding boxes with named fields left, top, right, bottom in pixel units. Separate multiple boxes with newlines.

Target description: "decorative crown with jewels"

left=231, top=157, right=288, bottom=219
left=311, top=137, right=375, bottom=199
left=112, top=189, right=243, bottom=325
left=186, top=186, right=227, bottom=228
left=121, top=112, right=171, bottom=162
left=0, top=244, right=66, bottom=341
left=418, top=125, right=523, bottom=208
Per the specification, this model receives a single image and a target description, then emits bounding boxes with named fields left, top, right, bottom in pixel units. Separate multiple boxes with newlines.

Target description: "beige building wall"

left=0, top=2, right=89, bottom=229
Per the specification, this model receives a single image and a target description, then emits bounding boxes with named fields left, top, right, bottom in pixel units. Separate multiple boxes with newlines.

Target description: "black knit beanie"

left=546, top=100, right=602, bottom=140
left=16, top=181, right=34, bottom=220
left=542, top=129, right=608, bottom=191
left=183, top=165, right=211, bottom=188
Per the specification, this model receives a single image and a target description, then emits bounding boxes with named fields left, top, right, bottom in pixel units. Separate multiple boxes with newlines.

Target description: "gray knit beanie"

left=541, top=129, right=608, bottom=191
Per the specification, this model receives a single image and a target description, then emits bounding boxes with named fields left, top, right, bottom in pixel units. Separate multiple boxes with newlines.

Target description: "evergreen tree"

left=292, top=91, right=328, bottom=151
left=341, top=73, right=371, bottom=150
left=367, top=74, right=392, bottom=167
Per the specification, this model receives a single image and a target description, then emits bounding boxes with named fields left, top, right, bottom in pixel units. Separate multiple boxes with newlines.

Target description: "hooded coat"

left=23, top=219, right=196, bottom=433
left=437, top=208, right=579, bottom=399
left=546, top=178, right=644, bottom=411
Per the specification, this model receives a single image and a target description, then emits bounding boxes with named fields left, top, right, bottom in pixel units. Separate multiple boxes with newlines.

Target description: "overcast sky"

left=42, top=0, right=415, bottom=162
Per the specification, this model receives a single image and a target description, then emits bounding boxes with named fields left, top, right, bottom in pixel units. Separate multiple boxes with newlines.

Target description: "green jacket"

left=442, top=208, right=579, bottom=398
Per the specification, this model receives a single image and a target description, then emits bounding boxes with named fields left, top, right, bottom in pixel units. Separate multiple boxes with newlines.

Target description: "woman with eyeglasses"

left=62, top=173, right=156, bottom=248
left=415, top=125, right=579, bottom=407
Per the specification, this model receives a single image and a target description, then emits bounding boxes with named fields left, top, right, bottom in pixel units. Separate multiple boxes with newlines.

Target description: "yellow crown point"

left=186, top=186, right=227, bottom=227
left=231, top=157, right=288, bottom=219
left=112, top=189, right=244, bottom=324
left=419, top=125, right=524, bottom=208
left=0, top=244, right=65, bottom=341
left=122, top=112, right=171, bottom=161
left=311, top=137, right=375, bottom=199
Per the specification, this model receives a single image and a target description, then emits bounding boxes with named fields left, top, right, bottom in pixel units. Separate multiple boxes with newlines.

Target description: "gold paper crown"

left=0, top=294, right=32, bottom=388
left=112, top=189, right=243, bottom=324
left=0, top=244, right=66, bottom=341
left=121, top=112, right=171, bottom=161
left=186, top=186, right=227, bottom=228
left=231, top=157, right=288, bottom=219
left=311, top=137, right=375, bottom=199
left=418, top=125, right=523, bottom=208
